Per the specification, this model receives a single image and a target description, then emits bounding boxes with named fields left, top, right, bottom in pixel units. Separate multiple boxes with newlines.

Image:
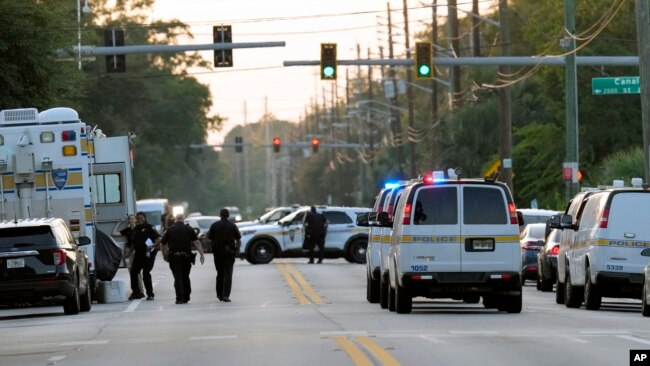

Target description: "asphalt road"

left=0, top=254, right=648, bottom=366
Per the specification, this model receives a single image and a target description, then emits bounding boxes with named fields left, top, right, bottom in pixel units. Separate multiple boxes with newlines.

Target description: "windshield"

left=142, top=211, right=163, bottom=226
left=259, top=208, right=290, bottom=223
left=278, top=209, right=307, bottom=225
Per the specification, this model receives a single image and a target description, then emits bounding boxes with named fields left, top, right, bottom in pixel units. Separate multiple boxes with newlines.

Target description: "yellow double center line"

left=332, top=336, right=400, bottom=366
left=276, top=263, right=324, bottom=304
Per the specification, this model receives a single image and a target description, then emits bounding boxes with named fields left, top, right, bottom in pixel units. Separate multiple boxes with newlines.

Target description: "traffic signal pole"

left=636, top=0, right=650, bottom=184
left=564, top=0, right=579, bottom=201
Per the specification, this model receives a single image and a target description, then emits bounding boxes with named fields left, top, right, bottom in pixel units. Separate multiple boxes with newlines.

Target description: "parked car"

left=517, top=208, right=561, bottom=225
left=184, top=215, right=220, bottom=253
left=520, top=223, right=546, bottom=284
left=223, top=206, right=242, bottom=222
left=643, top=248, right=650, bottom=317
left=237, top=205, right=303, bottom=229
left=537, top=228, right=560, bottom=292
left=0, top=218, right=92, bottom=315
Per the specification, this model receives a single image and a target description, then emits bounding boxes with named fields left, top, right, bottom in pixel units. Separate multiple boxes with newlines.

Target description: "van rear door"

left=460, top=184, right=519, bottom=272
left=602, top=192, right=650, bottom=274
left=407, top=185, right=461, bottom=272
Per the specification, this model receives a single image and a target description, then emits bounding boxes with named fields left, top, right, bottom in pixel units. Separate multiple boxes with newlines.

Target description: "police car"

left=382, top=169, right=522, bottom=314
left=550, top=178, right=650, bottom=310
left=239, top=206, right=371, bottom=264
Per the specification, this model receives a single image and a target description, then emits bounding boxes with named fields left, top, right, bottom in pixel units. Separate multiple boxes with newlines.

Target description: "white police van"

left=383, top=169, right=522, bottom=314
left=550, top=178, right=650, bottom=310
left=363, top=186, right=394, bottom=303
left=239, top=206, right=370, bottom=264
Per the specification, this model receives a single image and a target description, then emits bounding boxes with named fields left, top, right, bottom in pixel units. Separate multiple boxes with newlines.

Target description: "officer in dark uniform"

left=207, top=208, right=241, bottom=302
left=130, top=212, right=161, bottom=300
left=304, top=206, right=328, bottom=264
left=160, top=213, right=204, bottom=304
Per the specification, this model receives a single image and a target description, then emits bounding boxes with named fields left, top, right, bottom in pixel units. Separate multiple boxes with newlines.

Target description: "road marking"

left=190, top=335, right=238, bottom=341
left=355, top=336, right=401, bottom=366
left=284, top=263, right=325, bottom=304
left=123, top=278, right=161, bottom=312
left=332, top=336, right=373, bottom=366
left=276, top=263, right=310, bottom=305
left=450, top=331, right=499, bottom=335
left=617, top=335, right=650, bottom=346
left=579, top=330, right=629, bottom=335
left=59, top=340, right=109, bottom=346
left=47, top=356, right=67, bottom=363
left=321, top=331, right=369, bottom=337
left=420, top=335, right=446, bottom=344
left=560, top=335, right=588, bottom=344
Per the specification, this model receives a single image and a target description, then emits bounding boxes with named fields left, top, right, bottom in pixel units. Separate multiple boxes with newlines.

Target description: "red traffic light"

left=311, top=137, right=320, bottom=153
left=272, top=137, right=281, bottom=153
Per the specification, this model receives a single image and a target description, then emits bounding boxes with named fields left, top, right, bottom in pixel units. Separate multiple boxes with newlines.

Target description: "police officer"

left=130, top=212, right=160, bottom=300
left=207, top=208, right=241, bottom=302
left=304, top=206, right=328, bottom=264
left=160, top=213, right=204, bottom=304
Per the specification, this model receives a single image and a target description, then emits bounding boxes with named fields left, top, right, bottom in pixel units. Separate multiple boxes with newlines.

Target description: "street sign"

left=592, top=76, right=640, bottom=95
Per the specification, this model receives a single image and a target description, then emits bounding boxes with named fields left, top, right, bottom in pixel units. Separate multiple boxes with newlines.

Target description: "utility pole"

left=472, top=0, right=481, bottom=57
left=499, top=0, right=513, bottom=192
left=636, top=0, right=650, bottom=183
left=431, top=1, right=439, bottom=120
left=243, top=102, right=250, bottom=217
left=564, top=0, right=579, bottom=200
left=448, top=0, right=462, bottom=108
left=387, top=2, right=405, bottom=176
left=403, top=0, right=417, bottom=177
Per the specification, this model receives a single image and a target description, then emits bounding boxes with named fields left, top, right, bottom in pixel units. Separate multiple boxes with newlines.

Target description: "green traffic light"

left=323, top=66, right=335, bottom=78
left=418, top=64, right=431, bottom=77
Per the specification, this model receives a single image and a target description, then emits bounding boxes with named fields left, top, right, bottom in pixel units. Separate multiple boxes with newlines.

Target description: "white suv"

left=550, top=179, right=650, bottom=310
left=239, top=206, right=370, bottom=264
left=383, top=170, right=522, bottom=314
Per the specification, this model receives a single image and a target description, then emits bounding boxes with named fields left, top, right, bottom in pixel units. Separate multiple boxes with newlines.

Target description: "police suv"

left=239, top=206, right=370, bottom=264
left=381, top=169, right=522, bottom=314
left=550, top=178, right=650, bottom=310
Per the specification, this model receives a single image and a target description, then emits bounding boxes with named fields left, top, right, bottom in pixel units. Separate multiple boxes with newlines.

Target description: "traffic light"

left=272, top=137, right=281, bottom=153
left=104, top=29, right=126, bottom=73
left=320, top=43, right=337, bottom=80
left=213, top=25, right=233, bottom=67
left=414, top=42, right=432, bottom=79
left=235, top=136, right=243, bottom=153
left=311, top=137, right=320, bottom=153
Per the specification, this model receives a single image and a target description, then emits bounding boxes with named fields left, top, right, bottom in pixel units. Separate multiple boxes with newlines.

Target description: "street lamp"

left=77, top=0, right=91, bottom=70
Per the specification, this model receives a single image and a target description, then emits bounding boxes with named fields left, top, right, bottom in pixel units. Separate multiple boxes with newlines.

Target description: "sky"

left=150, top=0, right=496, bottom=144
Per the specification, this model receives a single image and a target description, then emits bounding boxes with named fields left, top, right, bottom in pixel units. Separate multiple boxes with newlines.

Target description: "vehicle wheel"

left=388, top=283, right=396, bottom=312
left=80, top=278, right=92, bottom=312
left=555, top=273, right=565, bottom=304
left=366, top=275, right=380, bottom=303
left=463, top=294, right=480, bottom=304
left=483, top=295, right=497, bottom=309
left=564, top=271, right=583, bottom=308
left=536, top=275, right=542, bottom=290
left=346, top=239, right=367, bottom=264
left=379, top=277, right=389, bottom=309
left=584, top=266, right=601, bottom=310
left=395, top=283, right=412, bottom=314
left=642, top=278, right=650, bottom=317
left=540, top=271, right=554, bottom=292
left=497, top=294, right=522, bottom=314
left=246, top=240, right=275, bottom=264
left=64, top=283, right=81, bottom=315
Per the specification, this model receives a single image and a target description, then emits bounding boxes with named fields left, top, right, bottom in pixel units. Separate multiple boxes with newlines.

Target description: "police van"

left=239, top=206, right=370, bottom=264
left=363, top=186, right=393, bottom=303
left=550, top=179, right=650, bottom=310
left=383, top=169, right=522, bottom=314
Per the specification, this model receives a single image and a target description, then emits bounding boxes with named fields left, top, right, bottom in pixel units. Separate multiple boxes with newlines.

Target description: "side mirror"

left=78, top=236, right=91, bottom=246
left=547, top=214, right=561, bottom=229
left=367, top=212, right=378, bottom=226
left=193, top=227, right=200, bottom=236
left=377, top=212, right=392, bottom=228
left=641, top=248, right=650, bottom=257
left=560, top=214, right=575, bottom=230
left=517, top=211, right=524, bottom=227
left=356, top=212, right=370, bottom=227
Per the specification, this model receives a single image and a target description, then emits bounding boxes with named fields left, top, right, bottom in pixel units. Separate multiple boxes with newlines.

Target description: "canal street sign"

left=592, top=76, right=640, bottom=95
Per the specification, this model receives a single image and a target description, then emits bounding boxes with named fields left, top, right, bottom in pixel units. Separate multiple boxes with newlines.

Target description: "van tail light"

left=599, top=208, right=610, bottom=229
left=550, top=245, right=560, bottom=256
left=52, top=249, right=67, bottom=265
left=403, top=203, right=412, bottom=225
left=508, top=203, right=518, bottom=224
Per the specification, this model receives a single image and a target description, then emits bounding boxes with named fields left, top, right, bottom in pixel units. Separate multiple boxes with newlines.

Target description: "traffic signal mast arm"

left=75, top=41, right=286, bottom=56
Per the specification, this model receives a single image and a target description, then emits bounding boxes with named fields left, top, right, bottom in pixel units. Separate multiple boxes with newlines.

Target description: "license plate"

left=7, top=258, right=25, bottom=269
left=471, top=238, right=494, bottom=251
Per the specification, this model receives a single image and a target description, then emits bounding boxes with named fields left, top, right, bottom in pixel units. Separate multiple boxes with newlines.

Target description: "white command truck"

left=0, top=107, right=136, bottom=297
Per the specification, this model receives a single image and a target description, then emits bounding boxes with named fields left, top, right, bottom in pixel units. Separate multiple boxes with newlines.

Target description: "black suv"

left=0, top=218, right=92, bottom=315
